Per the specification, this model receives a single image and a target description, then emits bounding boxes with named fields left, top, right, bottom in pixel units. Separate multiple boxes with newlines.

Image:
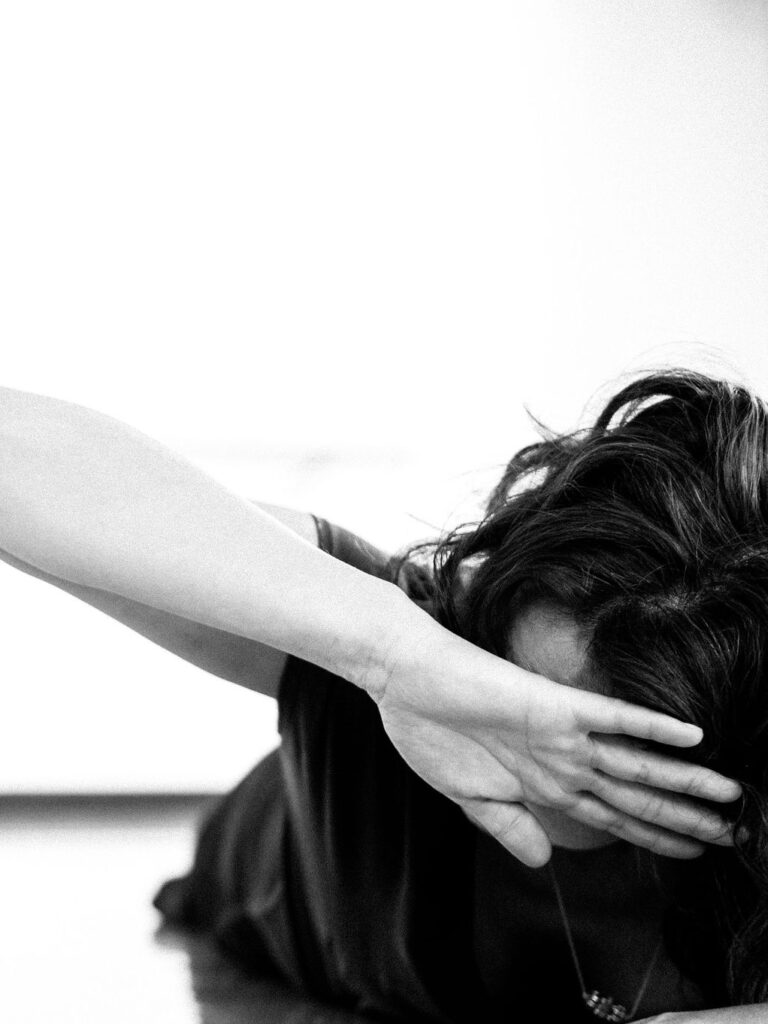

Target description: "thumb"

left=460, top=798, right=553, bottom=868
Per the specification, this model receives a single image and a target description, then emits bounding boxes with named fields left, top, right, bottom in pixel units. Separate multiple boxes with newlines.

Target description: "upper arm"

left=0, top=503, right=319, bottom=700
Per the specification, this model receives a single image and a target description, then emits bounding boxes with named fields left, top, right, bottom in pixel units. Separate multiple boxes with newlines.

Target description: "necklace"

left=548, top=862, right=663, bottom=1022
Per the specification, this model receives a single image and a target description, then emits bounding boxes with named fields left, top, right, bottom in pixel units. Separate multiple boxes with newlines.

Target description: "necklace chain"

left=548, top=862, right=663, bottom=1022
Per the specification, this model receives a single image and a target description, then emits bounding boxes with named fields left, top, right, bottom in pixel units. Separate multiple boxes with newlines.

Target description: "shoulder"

left=252, top=502, right=394, bottom=581
left=313, top=517, right=393, bottom=578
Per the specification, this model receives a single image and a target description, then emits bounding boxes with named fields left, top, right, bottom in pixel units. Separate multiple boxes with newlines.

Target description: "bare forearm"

left=642, top=1004, right=768, bottom=1023
left=0, top=386, right=409, bottom=691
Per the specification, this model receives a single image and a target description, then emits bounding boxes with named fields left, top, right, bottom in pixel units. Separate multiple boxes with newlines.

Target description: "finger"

left=580, top=692, right=704, bottom=748
left=461, top=798, right=553, bottom=868
left=589, top=736, right=742, bottom=803
left=566, top=794, right=707, bottom=859
left=588, top=773, right=734, bottom=846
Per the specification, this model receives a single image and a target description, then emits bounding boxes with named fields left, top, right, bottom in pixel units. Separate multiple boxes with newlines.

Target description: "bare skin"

left=0, top=385, right=741, bottom=866
left=507, top=601, right=638, bottom=851
left=377, top=596, right=737, bottom=866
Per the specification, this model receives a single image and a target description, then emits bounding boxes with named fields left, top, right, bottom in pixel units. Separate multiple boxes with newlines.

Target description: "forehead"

left=508, top=603, right=598, bottom=691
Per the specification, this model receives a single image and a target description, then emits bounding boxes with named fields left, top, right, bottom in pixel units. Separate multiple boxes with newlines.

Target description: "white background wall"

left=0, top=0, right=766, bottom=792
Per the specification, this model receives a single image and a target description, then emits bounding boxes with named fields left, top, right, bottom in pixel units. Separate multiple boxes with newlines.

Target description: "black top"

left=154, top=519, right=709, bottom=1022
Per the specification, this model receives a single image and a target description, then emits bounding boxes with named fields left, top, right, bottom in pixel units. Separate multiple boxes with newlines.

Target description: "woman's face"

left=508, top=601, right=619, bottom=851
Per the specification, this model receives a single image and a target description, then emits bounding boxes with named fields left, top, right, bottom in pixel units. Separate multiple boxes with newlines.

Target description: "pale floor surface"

left=0, top=797, right=376, bottom=1024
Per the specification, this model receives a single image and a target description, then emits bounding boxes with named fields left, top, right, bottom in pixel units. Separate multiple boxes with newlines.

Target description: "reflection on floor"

left=0, top=796, right=375, bottom=1024
left=159, top=927, right=377, bottom=1024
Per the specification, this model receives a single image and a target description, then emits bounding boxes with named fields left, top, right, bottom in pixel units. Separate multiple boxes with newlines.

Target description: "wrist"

left=343, top=577, right=433, bottom=703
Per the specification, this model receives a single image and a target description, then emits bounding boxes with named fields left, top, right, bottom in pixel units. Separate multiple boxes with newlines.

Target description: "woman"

left=0, top=370, right=759, bottom=1022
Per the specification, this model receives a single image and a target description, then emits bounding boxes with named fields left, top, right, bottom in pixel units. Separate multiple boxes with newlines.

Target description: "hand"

left=373, top=604, right=740, bottom=867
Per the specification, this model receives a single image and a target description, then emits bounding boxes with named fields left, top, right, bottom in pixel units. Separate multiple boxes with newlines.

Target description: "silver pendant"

left=583, top=990, right=628, bottom=1021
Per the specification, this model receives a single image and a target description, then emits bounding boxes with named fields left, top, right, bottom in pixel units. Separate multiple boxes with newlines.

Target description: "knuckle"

left=699, top=816, right=730, bottom=843
left=490, top=809, right=526, bottom=847
left=478, top=803, right=511, bottom=837
left=597, top=809, right=623, bottom=833
left=679, top=766, right=708, bottom=797
left=642, top=830, right=668, bottom=855
left=588, top=772, right=610, bottom=800
left=637, top=791, right=665, bottom=823
left=545, top=787, right=575, bottom=812
left=585, top=736, right=603, bottom=770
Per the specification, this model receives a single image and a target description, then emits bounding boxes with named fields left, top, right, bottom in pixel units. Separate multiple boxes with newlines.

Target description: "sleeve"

left=310, top=514, right=392, bottom=578
left=275, top=517, right=392, bottom=736
left=271, top=519, right=475, bottom=1020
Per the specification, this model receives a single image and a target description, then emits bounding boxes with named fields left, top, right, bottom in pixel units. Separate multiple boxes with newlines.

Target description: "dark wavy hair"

left=390, top=369, right=768, bottom=1006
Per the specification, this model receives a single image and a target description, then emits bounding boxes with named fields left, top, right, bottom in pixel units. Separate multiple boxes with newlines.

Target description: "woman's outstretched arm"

left=0, top=500, right=322, bottom=698
left=0, top=386, right=741, bottom=866
left=0, top=387, right=398, bottom=683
